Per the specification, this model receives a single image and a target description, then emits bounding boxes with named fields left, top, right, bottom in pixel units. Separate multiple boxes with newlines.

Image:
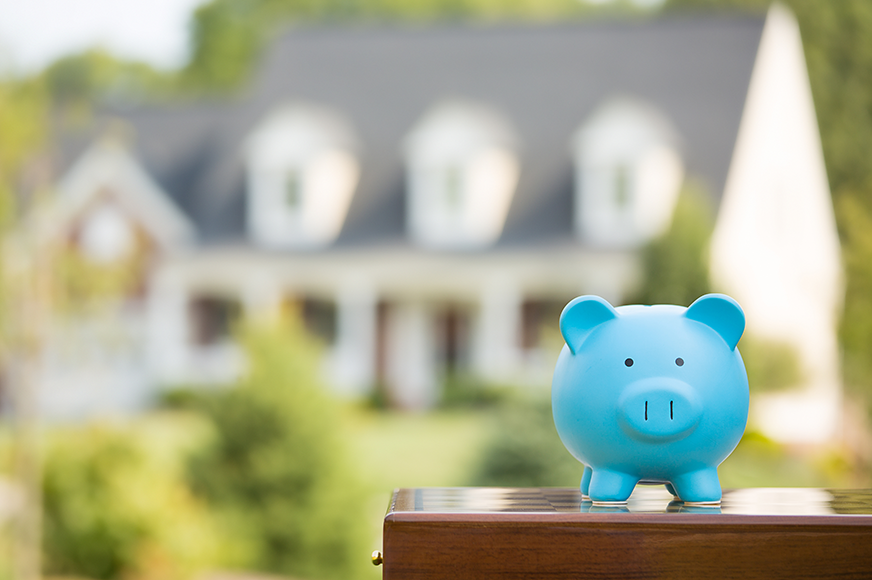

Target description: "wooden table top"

left=387, top=486, right=872, bottom=519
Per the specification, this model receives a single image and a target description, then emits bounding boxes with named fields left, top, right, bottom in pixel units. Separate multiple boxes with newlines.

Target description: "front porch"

left=146, top=245, right=638, bottom=408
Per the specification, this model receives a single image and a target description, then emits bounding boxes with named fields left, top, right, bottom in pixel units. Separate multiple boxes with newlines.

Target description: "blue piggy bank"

left=551, top=293, right=749, bottom=505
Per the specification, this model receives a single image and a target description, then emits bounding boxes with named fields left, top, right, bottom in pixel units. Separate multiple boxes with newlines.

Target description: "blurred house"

left=40, top=6, right=841, bottom=443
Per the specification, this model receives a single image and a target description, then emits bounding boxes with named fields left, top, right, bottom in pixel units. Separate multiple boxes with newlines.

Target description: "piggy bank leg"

left=665, top=482, right=678, bottom=498
left=580, top=465, right=592, bottom=498
left=670, top=468, right=722, bottom=504
left=588, top=469, right=638, bottom=504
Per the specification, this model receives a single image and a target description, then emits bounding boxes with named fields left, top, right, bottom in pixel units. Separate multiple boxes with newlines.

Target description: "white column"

left=385, top=302, right=437, bottom=409
left=146, top=266, right=190, bottom=385
left=474, top=277, right=522, bottom=384
left=329, top=283, right=377, bottom=398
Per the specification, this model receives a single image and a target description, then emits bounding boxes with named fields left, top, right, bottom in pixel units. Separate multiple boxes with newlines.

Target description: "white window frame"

left=571, top=97, right=684, bottom=248
left=404, top=100, right=520, bottom=249
left=245, top=104, right=360, bottom=249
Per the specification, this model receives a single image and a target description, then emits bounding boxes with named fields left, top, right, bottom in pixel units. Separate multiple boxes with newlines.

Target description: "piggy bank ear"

left=560, top=295, right=618, bottom=354
left=684, top=293, right=745, bottom=351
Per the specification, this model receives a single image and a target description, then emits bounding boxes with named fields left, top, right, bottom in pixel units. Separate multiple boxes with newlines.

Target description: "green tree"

left=0, top=72, right=49, bottom=580
left=42, top=50, right=173, bottom=112
left=836, top=192, right=872, bottom=408
left=0, top=78, right=46, bottom=220
left=175, top=318, right=370, bottom=580
left=42, top=418, right=225, bottom=580
left=470, top=396, right=581, bottom=487
left=738, top=334, right=803, bottom=393
left=630, top=181, right=713, bottom=306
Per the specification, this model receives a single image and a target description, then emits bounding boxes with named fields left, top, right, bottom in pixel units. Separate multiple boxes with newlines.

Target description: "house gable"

left=56, top=137, right=195, bottom=253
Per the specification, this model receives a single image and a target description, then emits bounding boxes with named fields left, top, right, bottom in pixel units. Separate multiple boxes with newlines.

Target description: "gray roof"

left=76, top=17, right=766, bottom=249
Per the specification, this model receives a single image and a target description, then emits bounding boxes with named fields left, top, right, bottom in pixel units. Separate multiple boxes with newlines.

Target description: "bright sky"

left=0, top=0, right=209, bottom=75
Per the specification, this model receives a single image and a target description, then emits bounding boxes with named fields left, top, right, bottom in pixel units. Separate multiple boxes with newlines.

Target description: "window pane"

left=521, top=299, right=568, bottom=351
left=302, top=298, right=337, bottom=345
left=614, top=164, right=631, bottom=208
left=286, top=171, right=302, bottom=210
left=190, top=296, right=241, bottom=346
left=444, top=167, right=463, bottom=211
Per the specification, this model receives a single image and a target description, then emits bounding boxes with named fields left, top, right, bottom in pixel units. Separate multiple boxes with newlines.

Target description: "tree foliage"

left=469, top=396, right=581, bottom=487
left=42, top=317, right=371, bottom=580
left=836, top=193, right=872, bottom=404
left=42, top=418, right=226, bottom=580
left=630, top=181, right=713, bottom=307
left=738, top=334, right=803, bottom=393
left=174, top=318, right=369, bottom=580
left=0, top=81, right=46, bottom=184
left=42, top=50, right=173, bottom=111
left=0, top=78, right=46, bottom=238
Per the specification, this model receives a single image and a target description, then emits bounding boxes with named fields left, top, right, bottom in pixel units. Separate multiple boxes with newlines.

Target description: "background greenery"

left=42, top=418, right=225, bottom=580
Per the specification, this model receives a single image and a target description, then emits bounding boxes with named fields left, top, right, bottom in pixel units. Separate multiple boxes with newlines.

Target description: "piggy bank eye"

left=624, top=358, right=634, bottom=367
left=675, top=357, right=685, bottom=367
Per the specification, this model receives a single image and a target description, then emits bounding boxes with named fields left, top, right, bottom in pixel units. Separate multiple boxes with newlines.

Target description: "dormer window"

left=245, top=103, right=360, bottom=249
left=571, top=97, right=684, bottom=248
left=404, top=100, right=520, bottom=249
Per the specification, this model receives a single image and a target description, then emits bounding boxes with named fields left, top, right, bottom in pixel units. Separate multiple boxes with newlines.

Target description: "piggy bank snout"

left=617, top=379, right=702, bottom=442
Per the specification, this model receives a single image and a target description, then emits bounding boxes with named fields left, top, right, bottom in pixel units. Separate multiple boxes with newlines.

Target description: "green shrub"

left=439, top=374, right=511, bottom=410
left=630, top=181, right=714, bottom=307
left=42, top=416, right=225, bottom=580
left=176, top=319, right=369, bottom=580
left=737, top=334, right=804, bottom=392
left=469, top=396, right=581, bottom=488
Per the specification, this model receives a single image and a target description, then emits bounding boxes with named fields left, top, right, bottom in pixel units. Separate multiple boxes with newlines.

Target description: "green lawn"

left=344, top=407, right=494, bottom=493
left=341, top=406, right=496, bottom=575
